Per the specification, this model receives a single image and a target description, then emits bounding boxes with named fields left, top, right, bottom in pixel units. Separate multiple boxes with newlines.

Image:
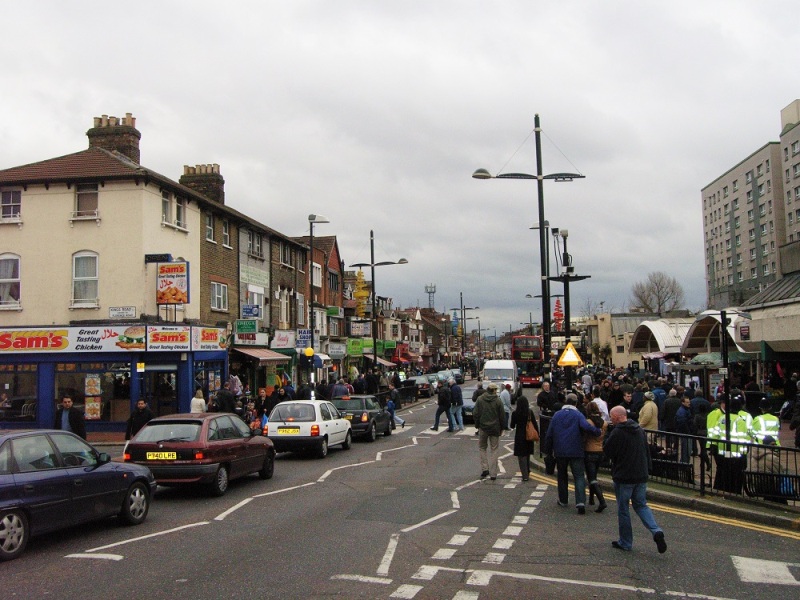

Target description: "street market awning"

left=364, top=353, right=396, bottom=367
left=233, top=348, right=291, bottom=364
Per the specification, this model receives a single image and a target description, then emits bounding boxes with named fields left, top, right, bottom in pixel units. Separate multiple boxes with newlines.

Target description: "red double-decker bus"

left=511, top=335, right=544, bottom=387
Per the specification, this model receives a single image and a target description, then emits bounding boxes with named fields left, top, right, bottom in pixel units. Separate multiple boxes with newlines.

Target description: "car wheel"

left=342, top=430, right=352, bottom=450
left=366, top=422, right=377, bottom=442
left=209, top=465, right=229, bottom=496
left=317, top=437, right=329, bottom=458
left=0, top=509, right=29, bottom=561
left=120, top=481, right=150, bottom=525
left=384, top=420, right=392, bottom=436
left=258, top=451, right=275, bottom=480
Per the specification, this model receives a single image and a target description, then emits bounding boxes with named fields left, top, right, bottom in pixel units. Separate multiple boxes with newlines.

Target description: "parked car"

left=451, top=368, right=465, bottom=385
left=0, top=429, right=156, bottom=561
left=461, top=387, right=480, bottom=423
left=124, top=413, right=274, bottom=496
left=331, top=395, right=392, bottom=440
left=407, top=375, right=433, bottom=398
left=266, top=400, right=351, bottom=458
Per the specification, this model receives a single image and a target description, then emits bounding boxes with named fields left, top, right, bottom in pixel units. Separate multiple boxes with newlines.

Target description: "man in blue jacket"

left=543, top=393, right=601, bottom=514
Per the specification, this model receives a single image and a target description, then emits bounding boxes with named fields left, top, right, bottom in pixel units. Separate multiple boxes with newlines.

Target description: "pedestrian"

left=751, top=398, right=780, bottom=445
left=473, top=382, right=505, bottom=480
left=603, top=405, right=667, bottom=553
left=637, top=391, right=658, bottom=431
left=449, top=378, right=464, bottom=431
left=536, top=381, right=558, bottom=416
left=190, top=389, right=206, bottom=413
left=125, top=399, right=154, bottom=440
left=510, top=395, right=537, bottom=481
left=431, top=381, right=454, bottom=431
left=500, top=384, right=513, bottom=429
left=707, top=394, right=749, bottom=493
left=53, top=395, right=87, bottom=440
left=542, top=393, right=601, bottom=514
left=215, top=381, right=237, bottom=413
left=387, top=384, right=405, bottom=429
left=584, top=402, right=608, bottom=512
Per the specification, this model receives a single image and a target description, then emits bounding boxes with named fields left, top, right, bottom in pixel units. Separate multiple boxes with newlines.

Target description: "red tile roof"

left=0, top=147, right=145, bottom=184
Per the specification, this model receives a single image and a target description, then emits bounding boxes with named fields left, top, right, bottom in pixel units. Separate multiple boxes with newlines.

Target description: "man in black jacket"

left=53, top=395, right=87, bottom=440
left=125, top=399, right=153, bottom=440
left=431, top=381, right=454, bottom=431
left=604, top=405, right=666, bottom=553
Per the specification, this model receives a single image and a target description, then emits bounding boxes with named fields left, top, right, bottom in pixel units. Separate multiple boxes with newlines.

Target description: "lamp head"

left=308, top=214, right=330, bottom=224
left=472, top=168, right=492, bottom=180
left=304, top=346, right=315, bottom=357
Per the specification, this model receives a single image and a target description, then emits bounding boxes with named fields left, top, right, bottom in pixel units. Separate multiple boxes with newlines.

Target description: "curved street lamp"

left=349, top=230, right=407, bottom=372
left=473, top=113, right=584, bottom=381
left=308, top=214, right=329, bottom=394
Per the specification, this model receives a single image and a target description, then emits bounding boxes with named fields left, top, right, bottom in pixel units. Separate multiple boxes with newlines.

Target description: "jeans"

left=517, top=455, right=531, bottom=480
left=556, top=457, right=586, bottom=506
left=613, top=481, right=662, bottom=550
left=433, top=405, right=454, bottom=430
left=478, top=430, right=500, bottom=477
left=450, top=405, right=464, bottom=430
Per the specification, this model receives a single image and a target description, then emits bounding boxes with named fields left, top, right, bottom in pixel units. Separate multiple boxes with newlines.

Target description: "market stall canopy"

left=629, top=318, right=694, bottom=355
left=681, top=310, right=748, bottom=355
left=363, top=353, right=396, bottom=367
left=233, top=348, right=291, bottom=364
left=688, top=351, right=757, bottom=366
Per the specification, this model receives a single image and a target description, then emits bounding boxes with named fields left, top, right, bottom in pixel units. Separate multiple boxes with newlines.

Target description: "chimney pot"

left=101, top=115, right=108, bottom=126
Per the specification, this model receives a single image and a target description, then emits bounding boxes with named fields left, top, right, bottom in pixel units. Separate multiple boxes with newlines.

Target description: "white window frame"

left=296, top=292, right=305, bottom=326
left=74, top=183, right=99, bottom=219
left=280, top=243, right=293, bottom=267
left=311, top=262, right=322, bottom=288
left=205, top=214, right=215, bottom=242
left=279, top=289, right=290, bottom=326
left=211, top=282, right=228, bottom=311
left=248, top=231, right=263, bottom=258
left=222, top=220, right=231, bottom=247
left=161, top=191, right=172, bottom=224
left=0, top=253, right=21, bottom=309
left=71, top=251, right=99, bottom=308
left=175, top=198, right=187, bottom=229
left=1, top=189, right=21, bottom=222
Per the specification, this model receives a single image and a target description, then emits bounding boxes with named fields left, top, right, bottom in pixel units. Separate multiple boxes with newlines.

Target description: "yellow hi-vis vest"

left=751, top=413, right=781, bottom=445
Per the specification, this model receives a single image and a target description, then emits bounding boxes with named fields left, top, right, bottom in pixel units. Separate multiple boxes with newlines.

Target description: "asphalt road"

left=5, top=388, right=800, bottom=599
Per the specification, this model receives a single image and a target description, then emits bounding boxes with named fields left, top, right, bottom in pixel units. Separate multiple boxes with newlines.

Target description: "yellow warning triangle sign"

left=557, top=342, right=583, bottom=367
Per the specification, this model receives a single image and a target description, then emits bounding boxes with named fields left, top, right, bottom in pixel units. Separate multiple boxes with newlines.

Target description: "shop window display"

left=55, top=362, right=131, bottom=421
left=0, top=363, right=37, bottom=421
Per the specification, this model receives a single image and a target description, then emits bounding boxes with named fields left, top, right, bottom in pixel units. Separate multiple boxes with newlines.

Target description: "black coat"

left=603, top=419, right=650, bottom=484
left=125, top=407, right=154, bottom=440
left=53, top=407, right=87, bottom=440
left=510, top=398, right=537, bottom=456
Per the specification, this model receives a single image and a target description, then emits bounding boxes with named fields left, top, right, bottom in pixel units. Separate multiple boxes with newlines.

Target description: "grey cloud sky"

left=1, top=1, right=798, bottom=334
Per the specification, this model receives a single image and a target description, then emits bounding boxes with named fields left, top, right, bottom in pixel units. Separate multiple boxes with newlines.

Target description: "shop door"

left=144, top=367, right=179, bottom=417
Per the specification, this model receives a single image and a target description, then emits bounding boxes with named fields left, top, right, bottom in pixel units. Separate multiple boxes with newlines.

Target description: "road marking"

left=453, top=591, right=480, bottom=600
left=390, top=584, right=423, bottom=598
left=252, top=481, right=316, bottom=498
left=536, top=484, right=548, bottom=490
left=432, top=548, right=457, bottom=559
left=377, top=441, right=418, bottom=461
left=85, top=522, right=209, bottom=553
left=519, top=506, right=536, bottom=513
left=65, top=553, right=124, bottom=561
left=493, top=538, right=514, bottom=550
left=482, top=552, right=505, bottom=564
left=465, top=568, right=657, bottom=593
left=401, top=509, right=457, bottom=533
left=731, top=556, right=800, bottom=585
left=215, top=497, right=253, bottom=521
left=451, top=491, right=460, bottom=509
left=512, top=515, right=529, bottom=524
left=649, top=502, right=800, bottom=540
left=411, top=565, right=462, bottom=580
left=460, top=526, right=478, bottom=533
left=502, top=525, right=522, bottom=536
left=318, top=459, right=375, bottom=482
left=332, top=574, right=392, bottom=585
left=447, top=534, right=470, bottom=546
left=525, top=499, right=541, bottom=506
left=377, top=533, right=400, bottom=576
left=530, top=491, right=545, bottom=497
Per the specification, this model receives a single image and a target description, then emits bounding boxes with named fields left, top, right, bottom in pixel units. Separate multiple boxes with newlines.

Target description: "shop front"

left=0, top=324, right=228, bottom=433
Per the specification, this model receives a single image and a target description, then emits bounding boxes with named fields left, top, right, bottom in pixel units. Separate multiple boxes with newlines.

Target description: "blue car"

left=0, top=429, right=156, bottom=561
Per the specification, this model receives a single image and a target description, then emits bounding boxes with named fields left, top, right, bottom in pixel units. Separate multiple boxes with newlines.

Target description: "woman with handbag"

left=510, top=396, right=538, bottom=481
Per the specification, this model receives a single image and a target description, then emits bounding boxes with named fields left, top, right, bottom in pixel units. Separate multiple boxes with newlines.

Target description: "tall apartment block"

left=702, top=100, right=800, bottom=309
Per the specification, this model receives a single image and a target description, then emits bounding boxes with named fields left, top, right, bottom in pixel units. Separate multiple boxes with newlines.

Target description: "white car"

left=266, top=400, right=352, bottom=458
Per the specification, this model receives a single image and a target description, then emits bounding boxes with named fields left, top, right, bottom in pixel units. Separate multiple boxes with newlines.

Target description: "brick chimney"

left=179, top=164, right=225, bottom=204
left=86, top=113, right=141, bottom=163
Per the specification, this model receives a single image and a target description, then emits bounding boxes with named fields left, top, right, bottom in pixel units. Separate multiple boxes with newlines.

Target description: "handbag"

left=525, top=413, right=539, bottom=442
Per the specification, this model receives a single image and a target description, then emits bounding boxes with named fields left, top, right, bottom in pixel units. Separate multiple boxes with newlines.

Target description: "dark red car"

left=123, top=413, right=274, bottom=496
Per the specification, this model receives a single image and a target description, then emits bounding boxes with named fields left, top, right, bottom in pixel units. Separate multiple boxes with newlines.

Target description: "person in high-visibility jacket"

left=706, top=394, right=749, bottom=493
left=751, top=397, right=781, bottom=445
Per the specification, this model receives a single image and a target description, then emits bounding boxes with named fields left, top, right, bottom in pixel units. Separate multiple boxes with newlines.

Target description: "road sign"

left=557, top=342, right=583, bottom=367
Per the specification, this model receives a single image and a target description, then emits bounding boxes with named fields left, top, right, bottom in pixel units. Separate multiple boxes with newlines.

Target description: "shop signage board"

left=270, top=330, right=296, bottom=349
left=296, top=328, right=311, bottom=349
left=109, top=306, right=136, bottom=319
left=328, top=342, right=347, bottom=358
left=156, top=261, right=190, bottom=305
left=191, top=327, right=228, bottom=351
left=147, top=326, right=191, bottom=351
left=235, top=319, right=258, bottom=334
left=241, top=304, right=261, bottom=318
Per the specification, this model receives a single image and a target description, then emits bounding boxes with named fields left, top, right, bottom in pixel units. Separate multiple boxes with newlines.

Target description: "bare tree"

left=580, top=297, right=604, bottom=318
left=630, top=271, right=685, bottom=313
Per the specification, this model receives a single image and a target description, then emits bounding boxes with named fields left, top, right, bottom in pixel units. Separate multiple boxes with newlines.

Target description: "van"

left=480, top=359, right=519, bottom=395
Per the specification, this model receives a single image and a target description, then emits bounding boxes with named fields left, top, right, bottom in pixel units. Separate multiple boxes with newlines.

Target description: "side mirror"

left=97, top=452, right=111, bottom=464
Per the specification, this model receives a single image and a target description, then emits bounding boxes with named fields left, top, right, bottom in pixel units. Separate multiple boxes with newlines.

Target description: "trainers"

left=577, top=505, right=586, bottom=515
left=480, top=470, right=490, bottom=479
left=654, top=531, right=667, bottom=554
left=430, top=427, right=438, bottom=431
left=557, top=500, right=568, bottom=507
left=611, top=541, right=631, bottom=551
left=401, top=422, right=405, bottom=428
left=595, top=502, right=607, bottom=513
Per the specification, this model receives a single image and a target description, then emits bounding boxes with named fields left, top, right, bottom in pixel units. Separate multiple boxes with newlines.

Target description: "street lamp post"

left=308, top=214, right=329, bottom=393
left=474, top=114, right=584, bottom=381
left=349, top=230, right=407, bottom=373
left=449, top=292, right=478, bottom=362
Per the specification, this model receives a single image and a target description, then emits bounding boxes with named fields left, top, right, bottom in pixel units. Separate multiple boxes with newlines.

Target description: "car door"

left=366, top=396, right=389, bottom=431
left=11, top=434, right=74, bottom=535
left=230, top=415, right=264, bottom=475
left=50, top=432, right=121, bottom=523
left=321, top=402, right=346, bottom=446
left=208, top=416, right=244, bottom=478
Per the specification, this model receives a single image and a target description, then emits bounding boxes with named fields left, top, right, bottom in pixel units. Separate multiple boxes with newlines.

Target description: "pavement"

left=87, top=379, right=800, bottom=532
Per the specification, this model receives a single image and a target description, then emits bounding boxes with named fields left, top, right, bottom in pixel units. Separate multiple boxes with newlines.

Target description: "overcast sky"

left=2, top=1, right=798, bottom=337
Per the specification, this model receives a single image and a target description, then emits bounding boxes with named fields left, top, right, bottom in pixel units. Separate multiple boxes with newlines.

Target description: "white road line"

left=450, top=491, right=460, bottom=509
left=432, top=548, right=457, bottom=559
left=731, top=556, right=800, bottom=585
left=252, top=481, right=316, bottom=498
left=215, top=497, right=253, bottom=521
left=453, top=592, right=480, bottom=600
left=482, top=552, right=505, bottom=564
left=460, top=526, right=478, bottom=533
left=377, top=533, right=400, bottom=576
left=502, top=526, right=522, bottom=536
left=331, top=574, right=392, bottom=585
left=318, top=459, right=375, bottom=482
left=530, top=491, right=545, bottom=497
left=519, top=506, right=536, bottom=513
left=525, top=499, right=541, bottom=506
left=65, top=553, right=124, bottom=561
left=465, top=568, right=657, bottom=593
left=455, top=479, right=480, bottom=491
left=401, top=509, right=457, bottom=533
left=493, top=538, right=514, bottom=550
left=447, top=534, right=470, bottom=546
left=536, top=484, right=548, bottom=490
left=512, top=516, right=529, bottom=525
left=86, top=522, right=209, bottom=553
left=390, top=584, right=423, bottom=598
left=377, top=441, right=418, bottom=461
left=503, top=483, right=516, bottom=489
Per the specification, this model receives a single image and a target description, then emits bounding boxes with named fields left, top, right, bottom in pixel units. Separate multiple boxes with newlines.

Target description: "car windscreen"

left=484, top=369, right=514, bottom=381
left=269, top=403, right=316, bottom=422
left=331, top=399, right=364, bottom=411
left=133, top=421, right=202, bottom=443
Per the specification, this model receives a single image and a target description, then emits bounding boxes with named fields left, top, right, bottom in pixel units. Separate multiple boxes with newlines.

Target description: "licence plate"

left=344, top=414, right=352, bottom=420
left=146, top=452, right=176, bottom=460
left=278, top=427, right=300, bottom=434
